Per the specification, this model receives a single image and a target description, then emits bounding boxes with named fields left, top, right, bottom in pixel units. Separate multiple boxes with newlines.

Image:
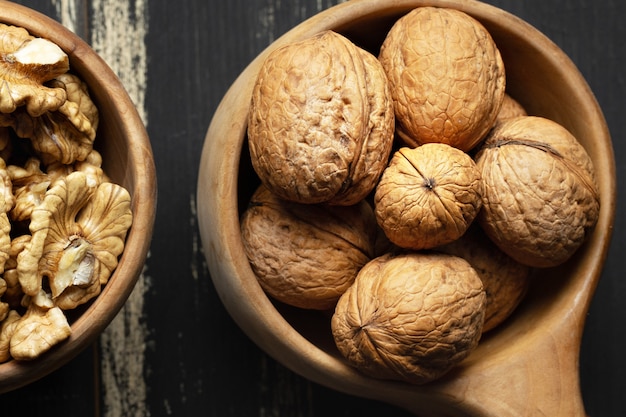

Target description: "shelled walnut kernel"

left=0, top=24, right=133, bottom=362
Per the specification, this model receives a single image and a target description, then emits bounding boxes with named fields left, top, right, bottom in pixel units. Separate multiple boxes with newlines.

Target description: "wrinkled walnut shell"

left=248, top=30, right=394, bottom=205
left=475, top=116, right=600, bottom=268
left=241, top=185, right=376, bottom=310
left=374, top=143, right=483, bottom=250
left=437, top=224, right=531, bottom=333
left=378, top=7, right=505, bottom=152
left=331, top=252, right=486, bottom=385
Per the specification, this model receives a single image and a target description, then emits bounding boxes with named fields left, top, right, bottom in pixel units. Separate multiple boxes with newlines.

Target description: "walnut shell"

left=247, top=30, right=394, bottom=206
left=496, top=93, right=527, bottom=123
left=331, top=252, right=486, bottom=385
left=374, top=143, right=483, bottom=250
left=240, top=185, right=376, bottom=310
left=379, top=7, right=505, bottom=152
left=437, top=224, right=530, bottom=333
left=475, top=116, right=600, bottom=268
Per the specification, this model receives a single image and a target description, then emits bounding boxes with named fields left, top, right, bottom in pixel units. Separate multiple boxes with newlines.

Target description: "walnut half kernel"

left=0, top=23, right=69, bottom=117
left=0, top=24, right=133, bottom=362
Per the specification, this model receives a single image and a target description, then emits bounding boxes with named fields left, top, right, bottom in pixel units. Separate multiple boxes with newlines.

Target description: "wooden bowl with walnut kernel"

left=197, top=1, right=615, bottom=416
left=0, top=3, right=156, bottom=392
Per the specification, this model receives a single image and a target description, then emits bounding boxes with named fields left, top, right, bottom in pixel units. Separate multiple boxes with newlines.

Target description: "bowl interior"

left=0, top=3, right=156, bottom=392
left=235, top=1, right=614, bottom=354
left=199, top=0, right=614, bottom=415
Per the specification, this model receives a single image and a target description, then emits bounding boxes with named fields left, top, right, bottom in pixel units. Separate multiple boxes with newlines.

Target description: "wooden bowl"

left=0, top=3, right=156, bottom=392
left=197, top=1, right=615, bottom=415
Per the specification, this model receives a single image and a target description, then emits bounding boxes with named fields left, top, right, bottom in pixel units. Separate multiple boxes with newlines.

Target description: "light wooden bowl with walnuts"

left=197, top=0, right=615, bottom=416
left=0, top=2, right=156, bottom=392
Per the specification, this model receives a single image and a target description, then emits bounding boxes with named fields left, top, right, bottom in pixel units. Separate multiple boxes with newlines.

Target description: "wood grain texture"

left=88, top=2, right=150, bottom=416
left=1, top=0, right=624, bottom=416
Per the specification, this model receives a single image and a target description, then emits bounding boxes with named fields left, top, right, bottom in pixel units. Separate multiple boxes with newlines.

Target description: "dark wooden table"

left=1, top=0, right=624, bottom=416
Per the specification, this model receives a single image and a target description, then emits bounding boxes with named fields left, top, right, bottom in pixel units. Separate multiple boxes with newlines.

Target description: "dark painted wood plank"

left=1, top=344, right=98, bottom=416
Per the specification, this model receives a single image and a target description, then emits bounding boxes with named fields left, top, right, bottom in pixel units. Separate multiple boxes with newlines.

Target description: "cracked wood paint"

left=89, top=2, right=150, bottom=416
left=51, top=0, right=150, bottom=415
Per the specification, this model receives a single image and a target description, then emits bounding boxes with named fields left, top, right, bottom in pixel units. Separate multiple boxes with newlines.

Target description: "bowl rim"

left=198, top=0, right=615, bottom=415
left=0, top=2, right=156, bottom=392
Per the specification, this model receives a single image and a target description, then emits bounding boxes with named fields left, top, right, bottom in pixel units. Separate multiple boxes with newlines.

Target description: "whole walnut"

left=496, top=93, right=527, bottom=123
left=475, top=116, right=600, bottom=268
left=247, top=30, right=394, bottom=206
left=378, top=7, right=505, bottom=152
left=240, top=185, right=377, bottom=310
left=374, top=143, right=483, bottom=250
left=437, top=224, right=531, bottom=333
left=331, top=252, right=486, bottom=385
